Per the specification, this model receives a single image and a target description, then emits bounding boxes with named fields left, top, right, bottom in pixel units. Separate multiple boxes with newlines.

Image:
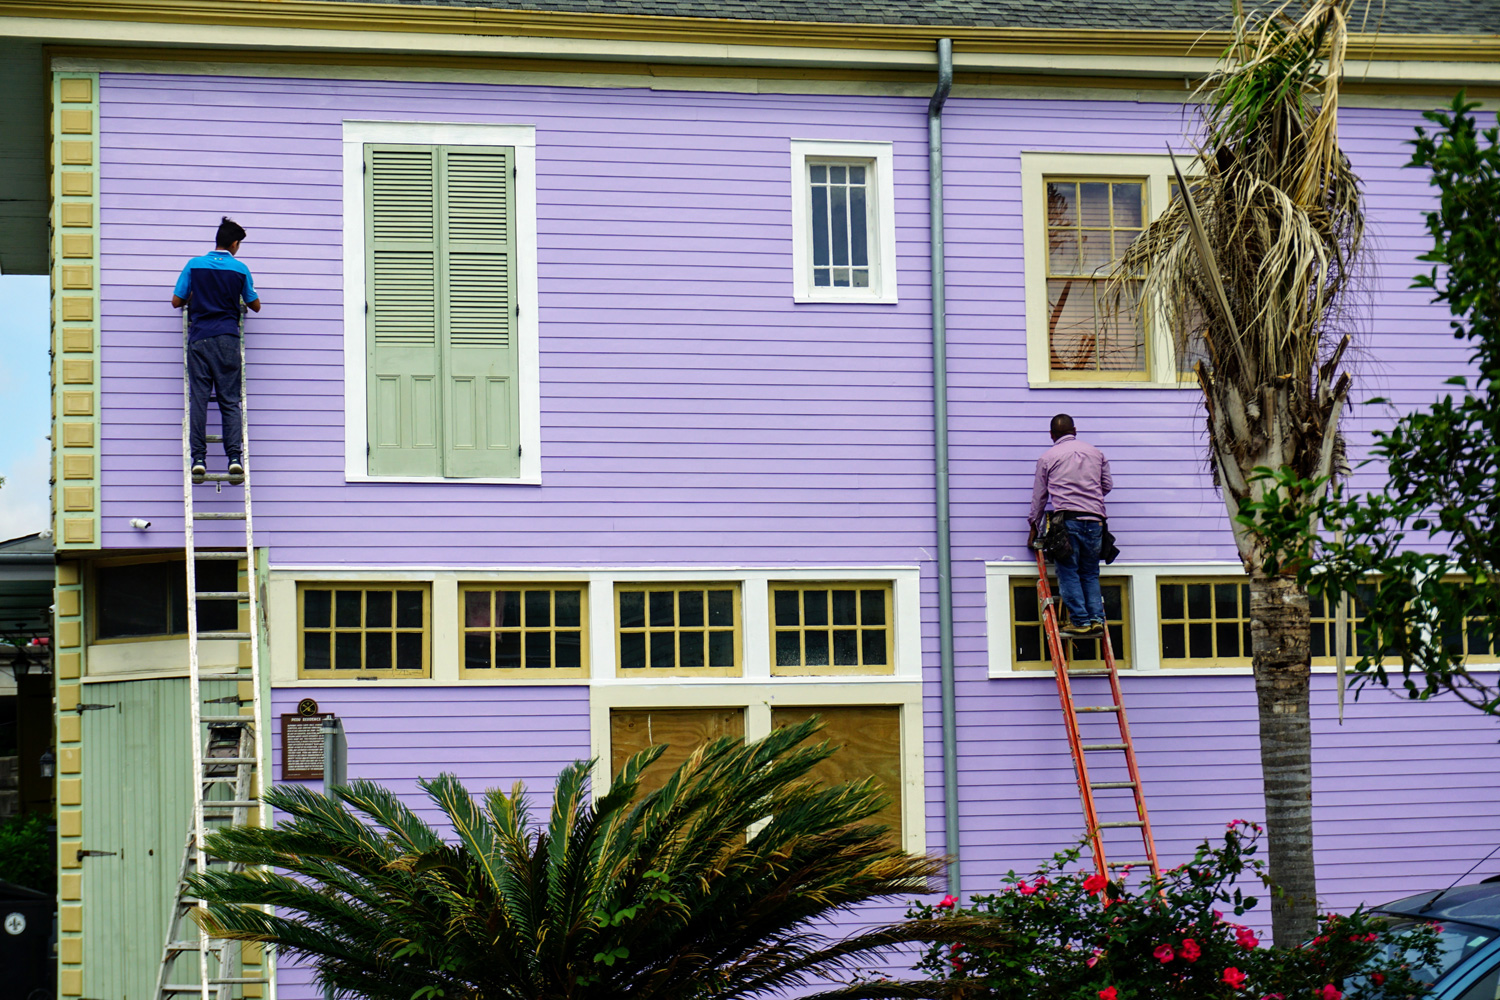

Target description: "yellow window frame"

left=1010, top=576, right=1130, bottom=671
left=615, top=582, right=742, bottom=677
left=297, top=583, right=431, bottom=678
left=1157, top=577, right=1252, bottom=668
left=768, top=582, right=894, bottom=676
left=459, top=583, right=589, bottom=678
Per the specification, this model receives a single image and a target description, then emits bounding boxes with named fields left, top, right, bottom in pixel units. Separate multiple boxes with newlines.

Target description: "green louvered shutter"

left=439, top=146, right=520, bottom=478
left=367, top=144, right=442, bottom=476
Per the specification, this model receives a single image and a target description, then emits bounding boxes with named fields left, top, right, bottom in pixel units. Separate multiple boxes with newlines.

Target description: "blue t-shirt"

left=174, top=250, right=258, bottom=342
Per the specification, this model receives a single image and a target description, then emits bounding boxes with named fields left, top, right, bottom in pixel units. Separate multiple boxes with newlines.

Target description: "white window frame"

left=342, top=120, right=542, bottom=484
left=789, top=139, right=898, bottom=305
left=1021, top=151, right=1198, bottom=388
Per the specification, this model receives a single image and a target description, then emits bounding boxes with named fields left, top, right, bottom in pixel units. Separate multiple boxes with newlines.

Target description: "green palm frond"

left=190, top=717, right=969, bottom=999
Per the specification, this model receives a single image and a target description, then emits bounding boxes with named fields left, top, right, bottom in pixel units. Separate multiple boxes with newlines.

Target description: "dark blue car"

left=1373, top=883, right=1500, bottom=999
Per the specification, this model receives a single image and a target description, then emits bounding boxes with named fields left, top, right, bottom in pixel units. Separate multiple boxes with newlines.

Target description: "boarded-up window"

left=770, top=583, right=893, bottom=675
left=298, top=584, right=430, bottom=678
left=610, top=708, right=745, bottom=800
left=365, top=144, right=519, bottom=478
left=460, top=584, right=587, bottom=677
left=770, top=706, right=902, bottom=840
left=1011, top=577, right=1129, bottom=670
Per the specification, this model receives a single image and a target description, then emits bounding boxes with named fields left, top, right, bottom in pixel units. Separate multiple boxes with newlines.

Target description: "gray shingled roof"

left=329, top=0, right=1499, bottom=35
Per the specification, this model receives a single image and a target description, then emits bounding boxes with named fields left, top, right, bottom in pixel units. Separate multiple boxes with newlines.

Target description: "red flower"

left=1309, top=935, right=1329, bottom=948
left=1098, top=988, right=1118, bottom=1000
left=1315, top=985, right=1342, bottom=1000
left=1083, top=872, right=1109, bottom=896
left=1234, top=926, right=1259, bottom=949
left=1018, top=880, right=1038, bottom=895
left=936, top=894, right=958, bottom=910
left=1222, top=967, right=1247, bottom=990
left=1180, top=938, right=1201, bottom=962
left=1371, top=973, right=1386, bottom=986
left=1153, top=944, right=1175, bottom=963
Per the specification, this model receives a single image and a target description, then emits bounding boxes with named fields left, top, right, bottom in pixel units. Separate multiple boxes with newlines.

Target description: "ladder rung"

left=1089, top=781, right=1138, bottom=790
left=1098, top=821, right=1146, bottom=829
left=196, top=591, right=249, bottom=600
left=193, top=551, right=246, bottom=561
left=1080, top=743, right=1128, bottom=751
left=201, top=716, right=254, bottom=725
left=1075, top=705, right=1121, bottom=713
left=197, top=473, right=245, bottom=483
left=197, top=631, right=252, bottom=640
left=194, top=512, right=246, bottom=520
left=206, top=434, right=223, bottom=442
left=211, top=978, right=271, bottom=985
left=202, top=800, right=260, bottom=811
left=201, top=757, right=257, bottom=765
left=1067, top=668, right=1111, bottom=677
left=1107, top=859, right=1153, bottom=868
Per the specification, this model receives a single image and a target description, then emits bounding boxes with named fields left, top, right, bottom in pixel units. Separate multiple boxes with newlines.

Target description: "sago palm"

left=1112, top=0, right=1366, bottom=943
left=186, top=719, right=984, bottom=999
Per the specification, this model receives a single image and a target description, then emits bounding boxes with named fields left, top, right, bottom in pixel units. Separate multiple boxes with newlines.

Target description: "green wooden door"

left=366, top=144, right=519, bottom=478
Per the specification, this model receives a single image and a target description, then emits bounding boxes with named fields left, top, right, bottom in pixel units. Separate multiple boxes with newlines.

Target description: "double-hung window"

left=345, top=122, right=539, bottom=482
left=790, top=140, right=897, bottom=304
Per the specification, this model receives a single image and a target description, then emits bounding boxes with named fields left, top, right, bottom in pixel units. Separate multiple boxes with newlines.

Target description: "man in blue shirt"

left=172, top=217, right=261, bottom=483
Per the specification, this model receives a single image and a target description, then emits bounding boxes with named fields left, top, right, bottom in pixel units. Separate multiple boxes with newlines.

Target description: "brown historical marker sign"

left=281, top=699, right=333, bottom=780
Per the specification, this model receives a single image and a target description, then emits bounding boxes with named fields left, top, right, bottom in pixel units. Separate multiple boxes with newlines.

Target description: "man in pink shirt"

left=1028, top=414, right=1113, bottom=636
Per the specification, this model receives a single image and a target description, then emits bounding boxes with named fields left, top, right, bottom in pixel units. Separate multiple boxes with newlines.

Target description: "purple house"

left=9, top=0, right=1498, bottom=995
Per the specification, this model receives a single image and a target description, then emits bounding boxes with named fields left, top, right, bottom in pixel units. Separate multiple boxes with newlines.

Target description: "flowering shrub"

left=911, top=821, right=1441, bottom=999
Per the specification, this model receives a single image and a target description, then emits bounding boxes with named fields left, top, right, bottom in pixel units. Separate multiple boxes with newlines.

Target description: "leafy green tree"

left=1238, top=94, right=1499, bottom=712
left=0, top=811, right=55, bottom=895
left=188, top=719, right=986, bottom=1000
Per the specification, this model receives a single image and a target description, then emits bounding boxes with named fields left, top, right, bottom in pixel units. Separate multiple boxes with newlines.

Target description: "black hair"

left=1050, top=413, right=1076, bottom=439
left=215, top=216, right=247, bottom=249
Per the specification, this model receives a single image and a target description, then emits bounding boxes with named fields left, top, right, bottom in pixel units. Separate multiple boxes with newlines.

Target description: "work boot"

left=1059, top=622, right=1094, bottom=637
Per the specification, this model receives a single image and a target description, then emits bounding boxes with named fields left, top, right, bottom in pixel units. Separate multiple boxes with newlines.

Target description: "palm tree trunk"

left=1249, top=572, right=1317, bottom=945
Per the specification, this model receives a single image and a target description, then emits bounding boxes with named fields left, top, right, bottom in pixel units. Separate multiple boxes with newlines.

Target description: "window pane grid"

left=461, top=585, right=588, bottom=677
left=1158, top=578, right=1252, bottom=667
left=809, top=161, right=872, bottom=290
left=1044, top=177, right=1148, bottom=375
left=299, top=585, right=429, bottom=677
left=1011, top=577, right=1130, bottom=670
left=770, top=584, right=894, bottom=675
left=1309, top=579, right=1498, bottom=666
left=616, top=584, right=741, bottom=676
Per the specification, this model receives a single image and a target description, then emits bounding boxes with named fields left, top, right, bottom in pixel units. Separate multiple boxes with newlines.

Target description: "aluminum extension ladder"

left=1034, top=549, right=1161, bottom=885
left=156, top=310, right=270, bottom=1000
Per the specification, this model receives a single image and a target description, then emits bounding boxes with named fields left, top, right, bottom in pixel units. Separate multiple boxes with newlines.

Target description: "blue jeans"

left=1055, top=518, right=1104, bottom=625
left=188, top=334, right=243, bottom=465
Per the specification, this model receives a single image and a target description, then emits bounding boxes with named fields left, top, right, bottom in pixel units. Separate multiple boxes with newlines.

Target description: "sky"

left=0, top=274, right=51, bottom=542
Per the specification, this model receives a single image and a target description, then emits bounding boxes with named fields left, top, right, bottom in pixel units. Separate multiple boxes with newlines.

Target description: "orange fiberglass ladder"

left=1034, top=549, right=1161, bottom=884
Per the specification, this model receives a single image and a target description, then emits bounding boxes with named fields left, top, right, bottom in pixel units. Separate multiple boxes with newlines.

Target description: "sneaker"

left=191, top=463, right=207, bottom=483
left=227, top=461, right=245, bottom=483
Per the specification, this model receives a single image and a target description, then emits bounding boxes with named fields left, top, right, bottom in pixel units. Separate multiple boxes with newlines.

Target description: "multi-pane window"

left=1011, top=578, right=1129, bottom=670
left=771, top=583, right=892, bottom=675
left=808, top=161, right=872, bottom=290
left=1310, top=580, right=1498, bottom=666
left=1044, top=178, right=1147, bottom=377
left=1158, top=579, right=1252, bottom=667
left=616, top=584, right=740, bottom=676
left=461, top=585, right=587, bottom=677
left=95, top=559, right=237, bottom=640
left=299, top=585, right=429, bottom=677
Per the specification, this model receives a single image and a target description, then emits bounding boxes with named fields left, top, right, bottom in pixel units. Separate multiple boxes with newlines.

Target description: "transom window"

left=1159, top=578, right=1252, bottom=667
left=1044, top=178, right=1147, bottom=377
left=616, top=583, right=740, bottom=676
left=298, top=584, right=429, bottom=677
left=1011, top=578, right=1129, bottom=670
left=461, top=585, right=587, bottom=677
left=770, top=583, right=893, bottom=675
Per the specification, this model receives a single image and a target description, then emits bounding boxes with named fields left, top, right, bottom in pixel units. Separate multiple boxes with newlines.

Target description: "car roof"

left=1378, top=883, right=1500, bottom=931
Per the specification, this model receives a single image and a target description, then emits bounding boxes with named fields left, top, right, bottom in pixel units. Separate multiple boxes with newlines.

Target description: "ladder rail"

left=1034, top=547, right=1161, bottom=884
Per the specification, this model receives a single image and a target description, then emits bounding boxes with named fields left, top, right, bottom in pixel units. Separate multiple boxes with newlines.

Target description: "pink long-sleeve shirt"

left=1028, top=434, right=1112, bottom=527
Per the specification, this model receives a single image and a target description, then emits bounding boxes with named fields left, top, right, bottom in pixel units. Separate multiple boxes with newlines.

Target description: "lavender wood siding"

left=90, top=70, right=1497, bottom=971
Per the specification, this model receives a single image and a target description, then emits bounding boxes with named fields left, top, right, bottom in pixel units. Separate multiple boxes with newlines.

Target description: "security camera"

left=130, top=518, right=151, bottom=530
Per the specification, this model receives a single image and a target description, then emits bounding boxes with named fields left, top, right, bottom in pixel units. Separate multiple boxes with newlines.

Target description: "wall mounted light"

left=39, top=751, right=55, bottom=780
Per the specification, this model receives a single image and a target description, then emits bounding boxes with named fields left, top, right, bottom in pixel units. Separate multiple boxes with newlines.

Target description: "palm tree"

left=1113, top=0, right=1366, bottom=944
left=186, top=719, right=984, bottom=999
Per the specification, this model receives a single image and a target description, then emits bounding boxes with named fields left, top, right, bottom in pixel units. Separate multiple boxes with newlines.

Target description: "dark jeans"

left=188, top=334, right=242, bottom=465
left=1055, top=518, right=1104, bottom=625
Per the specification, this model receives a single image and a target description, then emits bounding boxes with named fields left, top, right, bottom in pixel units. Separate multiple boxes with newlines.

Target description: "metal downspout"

left=928, top=37, right=960, bottom=896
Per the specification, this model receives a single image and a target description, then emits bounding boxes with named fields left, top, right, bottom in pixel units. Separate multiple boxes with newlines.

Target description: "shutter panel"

left=439, top=146, right=520, bottom=478
left=366, top=145, right=441, bottom=476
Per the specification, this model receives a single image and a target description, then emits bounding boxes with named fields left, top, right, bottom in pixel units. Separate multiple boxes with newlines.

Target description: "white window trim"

left=342, top=120, right=542, bottom=484
left=1020, top=150, right=1198, bottom=389
left=789, top=139, right=898, bottom=305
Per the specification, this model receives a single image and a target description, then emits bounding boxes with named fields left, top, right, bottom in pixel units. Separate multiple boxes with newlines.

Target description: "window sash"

left=298, top=584, right=431, bottom=678
left=807, top=159, right=874, bottom=291
left=768, top=583, right=894, bottom=676
left=1010, top=577, right=1130, bottom=670
left=1158, top=578, right=1253, bottom=668
left=614, top=583, right=742, bottom=677
left=459, top=584, right=589, bottom=677
left=94, top=558, right=239, bottom=642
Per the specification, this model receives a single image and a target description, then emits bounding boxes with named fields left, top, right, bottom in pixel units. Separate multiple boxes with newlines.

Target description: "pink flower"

left=1179, top=938, right=1201, bottom=962
left=1098, top=988, right=1117, bottom=1000
left=1083, top=872, right=1109, bottom=896
left=1222, top=967, right=1247, bottom=990
left=1227, top=819, right=1244, bottom=829
left=1213, top=909, right=1225, bottom=923
left=1153, top=944, right=1175, bottom=963
left=1315, top=985, right=1342, bottom=1000
left=1018, top=880, right=1037, bottom=895
left=1034, top=876, right=1049, bottom=888
left=936, top=894, right=957, bottom=910
left=1086, top=949, right=1103, bottom=968
left=1234, top=926, right=1259, bottom=949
